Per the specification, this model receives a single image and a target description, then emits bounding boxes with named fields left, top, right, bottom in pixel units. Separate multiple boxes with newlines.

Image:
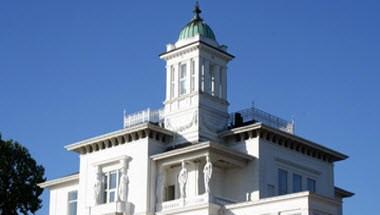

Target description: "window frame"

left=103, top=169, right=121, bottom=204
left=179, top=63, right=188, bottom=96
left=278, top=168, right=288, bottom=195
left=67, top=190, right=78, bottom=215
left=292, top=173, right=303, bottom=193
left=307, top=178, right=316, bottom=193
left=170, top=66, right=175, bottom=99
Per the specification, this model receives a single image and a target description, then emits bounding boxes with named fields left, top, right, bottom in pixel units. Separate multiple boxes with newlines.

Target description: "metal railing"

left=228, top=106, right=294, bottom=134
left=123, top=108, right=164, bottom=128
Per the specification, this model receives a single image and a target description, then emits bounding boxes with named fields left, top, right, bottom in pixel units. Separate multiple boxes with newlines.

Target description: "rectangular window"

left=103, top=170, right=121, bottom=203
left=218, top=68, right=223, bottom=98
left=267, top=184, right=275, bottom=197
left=165, top=185, right=175, bottom=201
left=292, top=173, right=302, bottom=193
left=209, top=64, right=215, bottom=95
left=68, top=191, right=77, bottom=215
left=170, top=66, right=175, bottom=98
left=179, top=64, right=187, bottom=95
left=307, top=178, right=316, bottom=193
left=278, top=169, right=288, bottom=195
left=190, top=59, right=195, bottom=92
left=200, top=59, right=205, bottom=92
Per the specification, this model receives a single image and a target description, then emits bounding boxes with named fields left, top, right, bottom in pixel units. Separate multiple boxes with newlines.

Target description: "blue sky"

left=0, top=0, right=379, bottom=214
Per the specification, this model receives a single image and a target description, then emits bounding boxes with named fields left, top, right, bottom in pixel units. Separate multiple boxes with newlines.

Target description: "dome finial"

left=192, top=1, right=203, bottom=21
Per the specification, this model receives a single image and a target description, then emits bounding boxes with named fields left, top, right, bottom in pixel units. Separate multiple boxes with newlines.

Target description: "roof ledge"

left=65, top=123, right=174, bottom=154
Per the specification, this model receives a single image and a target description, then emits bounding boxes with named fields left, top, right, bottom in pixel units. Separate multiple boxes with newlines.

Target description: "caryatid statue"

left=178, top=161, right=188, bottom=199
left=203, top=156, right=213, bottom=193
left=118, top=159, right=129, bottom=202
left=94, top=166, right=102, bottom=205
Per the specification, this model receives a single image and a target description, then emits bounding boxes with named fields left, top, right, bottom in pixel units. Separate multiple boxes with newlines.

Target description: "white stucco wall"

left=258, top=138, right=335, bottom=199
left=48, top=181, right=79, bottom=215
left=77, top=137, right=161, bottom=215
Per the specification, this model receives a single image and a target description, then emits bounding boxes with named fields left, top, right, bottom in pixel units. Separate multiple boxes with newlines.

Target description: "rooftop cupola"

left=160, top=2, right=234, bottom=145
left=178, top=2, right=217, bottom=43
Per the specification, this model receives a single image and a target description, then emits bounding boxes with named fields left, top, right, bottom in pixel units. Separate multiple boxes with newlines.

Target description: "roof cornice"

left=38, top=173, right=79, bottom=189
left=159, top=40, right=235, bottom=60
left=65, top=123, right=174, bottom=154
left=219, top=123, right=348, bottom=162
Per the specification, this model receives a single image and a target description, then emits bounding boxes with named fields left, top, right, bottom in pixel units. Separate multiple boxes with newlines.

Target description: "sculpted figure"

left=178, top=161, right=188, bottom=198
left=94, top=168, right=102, bottom=205
left=118, top=167, right=129, bottom=202
left=203, top=156, right=213, bottom=193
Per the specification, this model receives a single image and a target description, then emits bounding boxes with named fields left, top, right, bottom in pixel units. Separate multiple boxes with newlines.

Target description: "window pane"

left=307, top=178, right=316, bottom=192
left=278, top=169, right=288, bottom=195
left=293, top=174, right=302, bottom=193
left=180, top=64, right=187, bottom=78
left=104, top=175, right=108, bottom=189
left=109, top=191, right=115, bottom=202
left=68, top=202, right=77, bottom=215
left=166, top=185, right=175, bottom=201
left=180, top=81, right=186, bottom=95
left=68, top=191, right=77, bottom=201
left=103, top=191, right=107, bottom=204
left=110, top=172, right=117, bottom=189
left=68, top=191, right=78, bottom=215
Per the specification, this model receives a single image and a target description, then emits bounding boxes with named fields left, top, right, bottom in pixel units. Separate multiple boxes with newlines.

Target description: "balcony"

left=228, top=106, right=295, bottom=134
left=152, top=142, right=254, bottom=213
left=123, top=108, right=164, bottom=128
left=91, top=201, right=133, bottom=215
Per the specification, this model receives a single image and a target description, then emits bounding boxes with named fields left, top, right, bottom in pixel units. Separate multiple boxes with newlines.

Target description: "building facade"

left=40, top=3, right=353, bottom=215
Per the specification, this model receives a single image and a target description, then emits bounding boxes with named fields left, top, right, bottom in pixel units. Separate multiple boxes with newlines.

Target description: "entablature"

left=160, top=40, right=234, bottom=61
left=65, top=123, right=174, bottom=154
left=219, top=123, right=348, bottom=163
left=151, top=141, right=254, bottom=168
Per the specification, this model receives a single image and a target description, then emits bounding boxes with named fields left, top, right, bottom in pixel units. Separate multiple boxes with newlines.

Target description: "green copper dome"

left=178, top=2, right=216, bottom=41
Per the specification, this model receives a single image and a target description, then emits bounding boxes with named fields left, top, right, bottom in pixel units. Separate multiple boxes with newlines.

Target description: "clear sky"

left=0, top=0, right=379, bottom=214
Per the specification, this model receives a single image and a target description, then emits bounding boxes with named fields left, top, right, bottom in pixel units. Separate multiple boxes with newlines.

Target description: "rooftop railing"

left=123, top=108, right=164, bottom=128
left=228, top=106, right=294, bottom=134
left=123, top=106, right=294, bottom=134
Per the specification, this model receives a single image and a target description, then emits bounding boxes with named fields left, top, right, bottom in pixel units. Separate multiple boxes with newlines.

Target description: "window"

left=209, top=64, right=215, bottom=95
left=267, top=184, right=275, bottom=197
left=103, top=170, right=121, bottom=203
left=200, top=59, right=205, bottom=92
left=67, top=191, right=77, bottom=215
left=190, top=59, right=195, bottom=92
left=179, top=64, right=187, bottom=95
left=292, top=173, right=302, bottom=193
left=218, top=68, right=223, bottom=98
left=307, top=178, right=316, bottom=192
left=165, top=185, right=175, bottom=201
left=278, top=169, right=288, bottom=195
left=170, top=66, right=175, bottom=98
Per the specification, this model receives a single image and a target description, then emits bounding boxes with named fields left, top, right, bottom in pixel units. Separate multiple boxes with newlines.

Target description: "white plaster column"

left=165, top=64, right=171, bottom=101
left=222, top=66, right=227, bottom=100
left=204, top=60, right=211, bottom=94
left=156, top=166, right=166, bottom=205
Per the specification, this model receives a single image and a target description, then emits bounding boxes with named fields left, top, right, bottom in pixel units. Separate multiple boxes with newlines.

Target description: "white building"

left=39, top=3, right=353, bottom=215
